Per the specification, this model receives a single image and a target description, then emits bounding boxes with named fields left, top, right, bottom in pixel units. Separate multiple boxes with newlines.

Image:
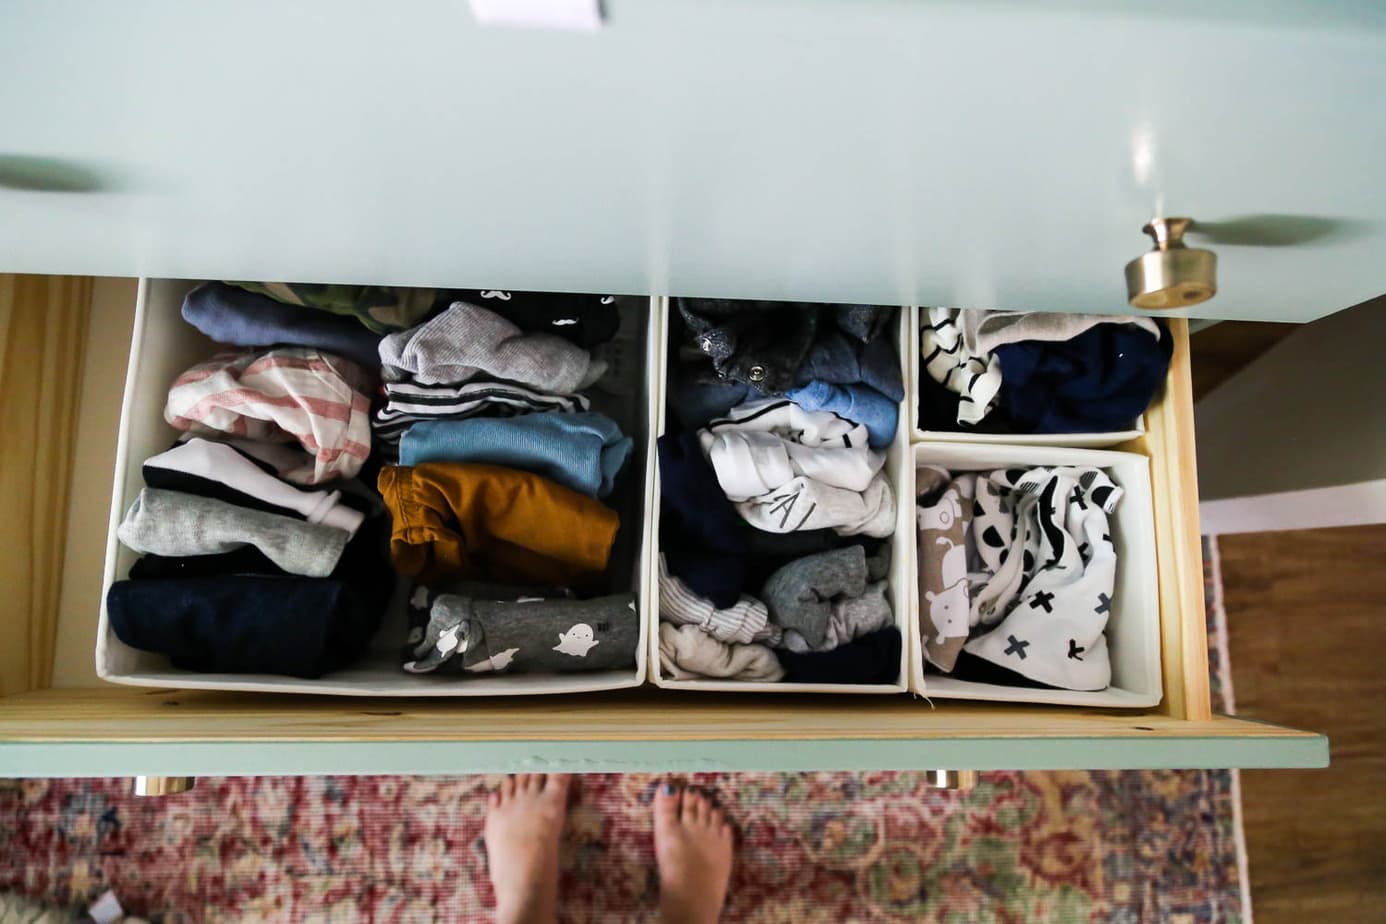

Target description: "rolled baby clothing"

left=181, top=282, right=383, bottom=368
left=815, top=579, right=893, bottom=652
left=461, top=289, right=621, bottom=348
left=143, top=437, right=366, bottom=537
left=657, top=431, right=750, bottom=609
left=921, top=307, right=1004, bottom=426
left=373, top=380, right=593, bottom=452
left=784, top=380, right=899, bottom=449
left=774, top=626, right=902, bottom=685
left=117, top=487, right=349, bottom=578
left=700, top=430, right=885, bottom=501
left=379, top=301, right=593, bottom=392
left=657, top=555, right=769, bottom=645
left=658, top=623, right=785, bottom=682
left=378, top=462, right=618, bottom=589
left=963, top=466, right=1121, bottom=691
left=164, top=348, right=374, bottom=484
left=736, top=470, right=895, bottom=538
left=398, top=412, right=632, bottom=499
left=760, top=545, right=869, bottom=648
left=666, top=360, right=767, bottom=431
left=106, top=575, right=380, bottom=678
left=403, top=590, right=639, bottom=675
left=916, top=465, right=975, bottom=672
left=706, top=398, right=872, bottom=450
left=227, top=282, right=446, bottom=333
left=796, top=330, right=904, bottom=402
left=961, top=308, right=1161, bottom=356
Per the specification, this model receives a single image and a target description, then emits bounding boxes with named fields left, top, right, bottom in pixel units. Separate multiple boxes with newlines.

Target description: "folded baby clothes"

left=795, top=330, right=904, bottom=403
left=181, top=282, right=383, bottom=368
left=657, top=431, right=750, bottom=609
left=657, top=555, right=769, bottom=645
left=118, top=487, right=350, bottom=578
left=378, top=462, right=619, bottom=589
left=675, top=298, right=820, bottom=395
left=143, top=438, right=366, bottom=537
left=916, top=466, right=975, bottom=672
left=760, top=545, right=872, bottom=648
left=398, top=412, right=631, bottom=499
left=743, top=526, right=862, bottom=590
left=735, top=470, right=895, bottom=538
left=774, top=626, right=902, bottom=684
left=461, top=289, right=621, bottom=348
left=962, top=466, right=1122, bottom=691
left=920, top=307, right=1004, bottom=427
left=961, top=309, right=1160, bottom=356
left=700, top=398, right=886, bottom=502
left=164, top=348, right=374, bottom=484
left=379, top=301, right=594, bottom=393
left=994, top=323, right=1172, bottom=434
left=402, top=589, right=639, bottom=675
left=107, top=575, right=380, bottom=678
left=373, top=380, right=593, bottom=448
left=658, top=623, right=785, bottom=682
left=809, top=579, right=893, bottom=652
left=784, top=380, right=898, bottom=449
left=228, top=282, right=445, bottom=334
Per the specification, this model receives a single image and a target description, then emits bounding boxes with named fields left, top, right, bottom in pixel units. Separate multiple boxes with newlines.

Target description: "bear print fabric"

left=915, top=466, right=975, bottom=672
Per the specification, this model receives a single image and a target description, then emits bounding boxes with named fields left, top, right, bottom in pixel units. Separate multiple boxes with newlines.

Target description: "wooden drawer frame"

left=0, top=284, right=1328, bottom=775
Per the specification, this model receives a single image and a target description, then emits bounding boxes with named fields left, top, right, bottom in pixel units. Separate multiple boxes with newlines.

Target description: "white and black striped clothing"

left=373, top=380, right=591, bottom=447
left=920, top=307, right=1003, bottom=426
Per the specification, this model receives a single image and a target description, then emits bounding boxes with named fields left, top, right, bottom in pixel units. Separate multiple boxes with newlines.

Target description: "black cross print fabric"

left=959, top=466, right=1122, bottom=691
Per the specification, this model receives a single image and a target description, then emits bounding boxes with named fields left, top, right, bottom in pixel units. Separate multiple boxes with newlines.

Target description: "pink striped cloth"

left=164, top=348, right=374, bottom=485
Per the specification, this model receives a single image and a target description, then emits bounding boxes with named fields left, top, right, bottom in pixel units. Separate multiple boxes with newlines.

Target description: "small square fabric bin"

left=907, top=441, right=1163, bottom=708
left=96, top=279, right=658, bottom=696
left=647, top=299, right=910, bottom=694
left=908, top=306, right=1146, bottom=448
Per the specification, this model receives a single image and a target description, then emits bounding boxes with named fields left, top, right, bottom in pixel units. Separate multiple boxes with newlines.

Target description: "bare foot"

left=653, top=782, right=734, bottom=924
left=484, top=773, right=570, bottom=924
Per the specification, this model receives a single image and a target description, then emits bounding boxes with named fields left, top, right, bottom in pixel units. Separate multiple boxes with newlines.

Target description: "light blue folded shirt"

left=786, top=380, right=898, bottom=449
left=399, top=412, right=633, bottom=498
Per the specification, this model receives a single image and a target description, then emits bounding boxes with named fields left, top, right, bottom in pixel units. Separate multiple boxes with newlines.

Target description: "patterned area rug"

left=0, top=539, right=1244, bottom=923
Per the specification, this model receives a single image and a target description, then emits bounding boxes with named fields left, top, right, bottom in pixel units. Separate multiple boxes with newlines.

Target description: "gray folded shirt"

left=117, top=487, right=349, bottom=577
left=403, top=588, right=640, bottom=675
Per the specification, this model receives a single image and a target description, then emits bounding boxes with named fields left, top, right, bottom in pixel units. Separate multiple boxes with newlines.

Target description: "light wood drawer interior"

left=0, top=282, right=1327, bottom=774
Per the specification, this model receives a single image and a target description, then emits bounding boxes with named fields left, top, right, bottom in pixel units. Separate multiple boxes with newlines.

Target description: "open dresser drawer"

left=0, top=280, right=1328, bottom=777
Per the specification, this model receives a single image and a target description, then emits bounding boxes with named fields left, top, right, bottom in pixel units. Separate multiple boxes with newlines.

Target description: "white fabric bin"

left=96, top=278, right=658, bottom=696
left=647, top=300, right=911, bottom=694
left=908, top=442, right=1163, bottom=708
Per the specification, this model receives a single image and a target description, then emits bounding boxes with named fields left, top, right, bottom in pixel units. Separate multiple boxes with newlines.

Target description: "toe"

left=654, top=781, right=682, bottom=825
left=720, top=822, right=733, bottom=841
left=544, top=773, right=571, bottom=795
left=500, top=776, right=517, bottom=800
left=516, top=773, right=536, bottom=793
left=683, top=791, right=706, bottom=824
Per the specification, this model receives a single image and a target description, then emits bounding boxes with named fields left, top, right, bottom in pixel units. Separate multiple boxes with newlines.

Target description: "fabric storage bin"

left=908, top=441, right=1163, bottom=708
left=95, top=279, right=659, bottom=697
left=908, top=306, right=1147, bottom=448
left=647, top=300, right=911, bottom=694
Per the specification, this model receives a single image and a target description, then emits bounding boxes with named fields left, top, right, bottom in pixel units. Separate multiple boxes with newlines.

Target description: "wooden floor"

left=1220, top=526, right=1386, bottom=923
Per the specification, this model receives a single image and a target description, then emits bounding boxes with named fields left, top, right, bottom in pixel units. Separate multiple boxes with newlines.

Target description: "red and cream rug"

left=0, top=538, right=1245, bottom=923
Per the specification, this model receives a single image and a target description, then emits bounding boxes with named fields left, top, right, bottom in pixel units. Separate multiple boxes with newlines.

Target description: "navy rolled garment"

left=181, top=281, right=384, bottom=368
left=106, top=575, right=380, bottom=679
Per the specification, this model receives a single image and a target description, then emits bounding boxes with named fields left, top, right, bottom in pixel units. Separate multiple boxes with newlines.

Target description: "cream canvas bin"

left=647, top=301, right=911, bottom=694
left=95, top=279, right=659, bottom=697
left=908, top=306, right=1147, bottom=448
left=908, top=442, right=1163, bottom=708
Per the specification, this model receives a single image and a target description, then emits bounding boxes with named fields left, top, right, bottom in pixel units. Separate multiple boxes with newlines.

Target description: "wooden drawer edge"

left=1136, top=320, right=1213, bottom=721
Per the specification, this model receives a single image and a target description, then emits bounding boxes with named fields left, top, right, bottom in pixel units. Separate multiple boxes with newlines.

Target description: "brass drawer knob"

left=1125, top=217, right=1218, bottom=309
left=132, top=776, right=196, bottom=796
left=924, top=769, right=978, bottom=791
